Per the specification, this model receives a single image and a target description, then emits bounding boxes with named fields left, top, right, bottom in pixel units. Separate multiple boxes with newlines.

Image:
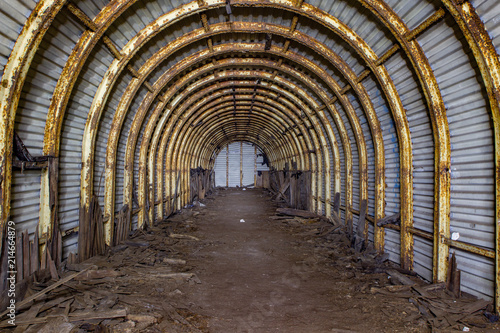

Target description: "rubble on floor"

left=0, top=190, right=498, bottom=332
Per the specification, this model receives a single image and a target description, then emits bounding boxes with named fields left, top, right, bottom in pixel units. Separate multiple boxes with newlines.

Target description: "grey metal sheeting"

left=2, top=0, right=499, bottom=304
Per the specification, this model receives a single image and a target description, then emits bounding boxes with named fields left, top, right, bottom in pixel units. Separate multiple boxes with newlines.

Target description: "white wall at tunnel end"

left=214, top=142, right=268, bottom=188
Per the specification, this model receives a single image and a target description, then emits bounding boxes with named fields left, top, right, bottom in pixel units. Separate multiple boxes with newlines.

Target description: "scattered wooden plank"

left=73, top=269, right=120, bottom=280
left=446, top=252, right=461, bottom=297
left=22, top=230, right=30, bottom=281
left=0, top=309, right=127, bottom=327
left=276, top=208, right=320, bottom=219
left=38, top=295, right=75, bottom=314
left=0, top=265, right=96, bottom=320
left=387, top=269, right=416, bottom=286
left=163, top=258, right=187, bottom=265
left=16, top=233, right=23, bottom=282
left=12, top=301, right=44, bottom=333
left=376, top=213, right=401, bottom=227
left=169, top=234, right=199, bottom=241
left=30, top=229, right=39, bottom=275
left=268, top=216, right=294, bottom=220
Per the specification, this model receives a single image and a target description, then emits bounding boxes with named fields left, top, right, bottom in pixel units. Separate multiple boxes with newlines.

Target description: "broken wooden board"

left=0, top=265, right=96, bottom=320
left=387, top=269, right=417, bottom=286
left=169, top=234, right=199, bottom=241
left=276, top=208, right=322, bottom=219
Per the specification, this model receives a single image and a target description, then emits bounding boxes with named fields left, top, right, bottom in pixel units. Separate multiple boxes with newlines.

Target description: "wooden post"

left=48, top=157, right=61, bottom=266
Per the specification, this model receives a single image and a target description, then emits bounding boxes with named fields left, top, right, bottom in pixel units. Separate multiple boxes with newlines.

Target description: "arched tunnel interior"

left=1, top=0, right=500, bottom=331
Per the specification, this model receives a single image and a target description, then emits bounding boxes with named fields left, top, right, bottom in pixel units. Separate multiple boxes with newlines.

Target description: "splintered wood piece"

left=0, top=265, right=96, bottom=319
left=387, top=269, right=416, bottom=286
left=16, top=233, right=23, bottom=281
left=12, top=301, right=44, bottom=333
left=376, top=213, right=401, bottom=227
left=73, top=269, right=120, bottom=280
left=169, top=234, right=199, bottom=241
left=22, top=230, right=30, bottom=280
left=46, top=249, right=59, bottom=281
left=446, top=252, right=461, bottom=297
left=0, top=309, right=127, bottom=327
left=31, top=228, right=39, bottom=275
left=163, top=258, right=187, bottom=265
left=276, top=208, right=319, bottom=219
left=126, top=314, right=158, bottom=324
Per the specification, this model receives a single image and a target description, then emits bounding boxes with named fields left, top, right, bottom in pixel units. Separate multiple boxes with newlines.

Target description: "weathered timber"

left=376, top=213, right=401, bottom=227
left=276, top=208, right=321, bottom=219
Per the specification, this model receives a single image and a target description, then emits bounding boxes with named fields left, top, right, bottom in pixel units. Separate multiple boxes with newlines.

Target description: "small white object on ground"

left=451, top=232, right=460, bottom=241
left=240, top=219, right=245, bottom=223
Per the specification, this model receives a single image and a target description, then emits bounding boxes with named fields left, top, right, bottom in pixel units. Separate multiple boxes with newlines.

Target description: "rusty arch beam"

left=31, top=1, right=388, bottom=260
left=116, top=68, right=328, bottom=231
left=139, top=66, right=335, bottom=225
left=138, top=57, right=351, bottom=227
left=355, top=0, right=452, bottom=281
left=123, top=59, right=334, bottom=227
left=189, top=111, right=302, bottom=170
left=132, top=50, right=371, bottom=226
left=4, top=0, right=410, bottom=268
left=151, top=86, right=314, bottom=218
left=78, top=5, right=384, bottom=241
left=133, top=73, right=325, bottom=226
left=154, top=83, right=316, bottom=169
left=127, top=68, right=320, bottom=226
left=147, top=82, right=325, bottom=226
left=164, top=92, right=312, bottom=169
left=90, top=23, right=382, bottom=249
left=438, top=0, right=500, bottom=313
left=143, top=124, right=281, bottom=218
left=152, top=87, right=316, bottom=220
left=0, top=0, right=66, bottom=232
left=169, top=118, right=293, bottom=215
left=163, top=101, right=310, bottom=216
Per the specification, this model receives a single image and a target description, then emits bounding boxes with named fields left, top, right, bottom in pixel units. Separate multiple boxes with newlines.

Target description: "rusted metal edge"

left=154, top=70, right=326, bottom=215
left=360, top=0, right=451, bottom=281
left=441, top=0, right=500, bottom=314
left=0, top=0, right=66, bottom=246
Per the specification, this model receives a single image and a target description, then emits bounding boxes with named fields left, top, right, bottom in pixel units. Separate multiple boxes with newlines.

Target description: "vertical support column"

left=39, top=157, right=59, bottom=257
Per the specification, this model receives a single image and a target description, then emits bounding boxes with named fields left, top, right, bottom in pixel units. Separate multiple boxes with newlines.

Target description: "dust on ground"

left=3, top=188, right=499, bottom=332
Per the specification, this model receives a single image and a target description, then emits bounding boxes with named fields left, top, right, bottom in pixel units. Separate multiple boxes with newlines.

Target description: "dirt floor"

left=2, top=188, right=499, bottom=332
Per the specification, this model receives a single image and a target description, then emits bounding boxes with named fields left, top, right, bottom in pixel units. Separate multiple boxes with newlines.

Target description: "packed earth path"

left=6, top=188, right=499, bottom=332
left=159, top=188, right=423, bottom=332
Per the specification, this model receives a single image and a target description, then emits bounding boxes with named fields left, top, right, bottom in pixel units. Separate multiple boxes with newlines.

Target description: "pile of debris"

left=0, top=208, right=209, bottom=332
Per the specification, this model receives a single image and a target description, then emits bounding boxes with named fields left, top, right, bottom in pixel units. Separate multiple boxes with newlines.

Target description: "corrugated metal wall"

left=3, top=0, right=500, bottom=305
left=11, top=11, right=83, bottom=243
left=59, top=42, right=114, bottom=256
left=0, top=0, right=36, bottom=77
left=215, top=142, right=268, bottom=187
left=385, top=51, right=435, bottom=281
left=364, top=75, right=401, bottom=264
left=418, top=16, right=495, bottom=300
left=473, top=0, right=500, bottom=54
